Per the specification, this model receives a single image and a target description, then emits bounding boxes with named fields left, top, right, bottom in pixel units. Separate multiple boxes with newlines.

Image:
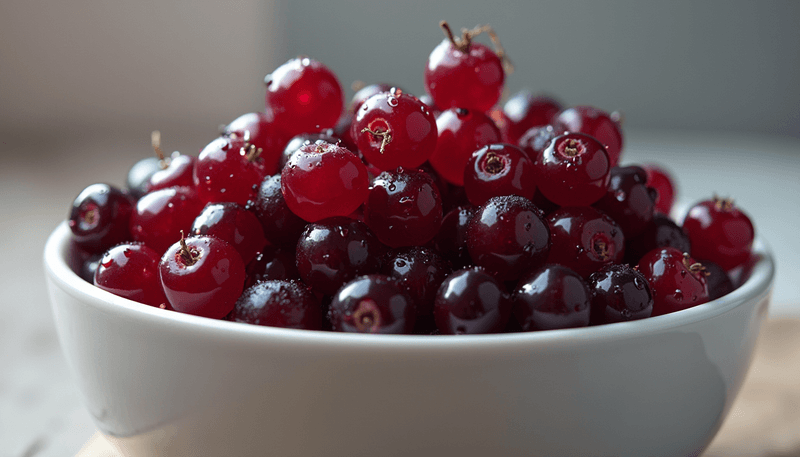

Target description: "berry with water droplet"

left=428, top=107, right=501, bottom=185
left=383, top=246, right=451, bottom=318
left=230, top=279, right=321, bottom=330
left=194, top=136, right=269, bottom=206
left=191, top=202, right=266, bottom=264
left=682, top=197, right=755, bottom=270
left=554, top=106, right=624, bottom=166
left=463, top=143, right=536, bottom=205
left=546, top=206, right=624, bottom=278
left=594, top=166, right=657, bottom=239
left=68, top=183, right=134, bottom=254
left=224, top=111, right=292, bottom=175
left=637, top=247, right=709, bottom=316
left=245, top=246, right=300, bottom=289
left=129, top=186, right=204, bottom=254
left=94, top=242, right=170, bottom=309
left=502, top=90, right=562, bottom=144
left=588, top=264, right=653, bottom=325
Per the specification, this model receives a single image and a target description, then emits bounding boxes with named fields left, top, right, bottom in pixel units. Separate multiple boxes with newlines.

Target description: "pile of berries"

left=67, top=21, right=757, bottom=334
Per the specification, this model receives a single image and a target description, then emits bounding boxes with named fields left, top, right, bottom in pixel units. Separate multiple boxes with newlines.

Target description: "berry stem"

left=179, top=231, right=198, bottom=266
left=151, top=130, right=169, bottom=170
left=361, top=127, right=392, bottom=154
left=682, top=253, right=709, bottom=276
left=485, top=152, right=504, bottom=174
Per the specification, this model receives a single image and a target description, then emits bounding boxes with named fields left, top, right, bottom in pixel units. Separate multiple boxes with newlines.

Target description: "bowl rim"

left=44, top=221, right=775, bottom=350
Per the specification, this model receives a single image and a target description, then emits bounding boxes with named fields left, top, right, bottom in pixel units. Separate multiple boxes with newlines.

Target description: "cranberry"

left=332, top=113, right=358, bottom=153
left=641, top=163, right=676, bottom=215
left=224, top=111, right=291, bottom=175
left=513, top=265, right=591, bottom=331
left=147, top=154, right=196, bottom=192
left=593, top=166, right=657, bottom=239
left=126, top=156, right=162, bottom=199
left=264, top=57, right=343, bottom=137
left=434, top=267, right=511, bottom=334
left=79, top=253, right=102, bottom=283
left=295, top=217, right=385, bottom=295
left=517, top=124, right=561, bottom=160
left=554, top=106, right=624, bottom=166
left=463, top=143, right=536, bottom=205
left=278, top=130, right=339, bottom=171
left=382, top=247, right=451, bottom=318
left=245, top=246, right=300, bottom=289
left=433, top=205, right=476, bottom=269
left=191, top=203, right=266, bottom=264
left=418, top=93, right=442, bottom=117
left=352, top=88, right=438, bottom=171
left=194, top=136, right=269, bottom=206
left=624, top=214, right=691, bottom=266
left=329, top=275, right=415, bottom=334
left=68, top=183, right=134, bottom=254
left=637, top=247, right=709, bottom=316
left=251, top=174, right=307, bottom=248
left=364, top=168, right=443, bottom=248
left=546, top=206, right=624, bottom=278
left=467, top=196, right=550, bottom=280
left=702, top=260, right=735, bottom=300
left=424, top=22, right=505, bottom=112
left=94, top=243, right=169, bottom=309
left=587, top=264, right=653, bottom=325
left=428, top=107, right=501, bottom=185
left=502, top=90, right=562, bottom=144
left=230, top=280, right=321, bottom=330
left=159, top=235, right=246, bottom=319
left=682, top=197, right=755, bottom=270
left=281, top=140, right=369, bottom=222
left=129, top=186, right=203, bottom=254
left=350, top=83, right=395, bottom=113
left=532, top=133, right=611, bottom=207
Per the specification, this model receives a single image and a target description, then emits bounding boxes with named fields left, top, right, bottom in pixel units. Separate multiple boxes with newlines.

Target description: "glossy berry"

left=251, top=174, right=307, bottom=247
left=230, top=280, right=321, bottom=330
left=702, top=260, right=735, bottom=300
left=147, top=153, right=196, bottom=192
left=424, top=22, right=504, bottom=113
left=428, top=107, right=501, bottom=185
left=517, top=124, right=561, bottom=160
left=329, top=274, right=415, bottom=334
left=159, top=235, right=246, bottom=319
left=224, top=111, right=291, bottom=175
left=94, top=243, right=169, bottom=309
left=554, top=106, right=624, bottom=166
left=546, top=206, right=624, bottom=278
left=637, top=247, right=709, bottom=316
left=513, top=265, right=591, bottom=331
left=352, top=88, right=438, bottom=171
left=532, top=133, right=611, bottom=207
left=278, top=130, right=339, bottom=171
left=594, top=166, right=657, bottom=239
left=434, top=267, right=511, bottom=334
left=194, top=136, right=269, bottom=206
left=433, top=205, right=476, bottom=269
left=264, top=57, right=344, bottom=137
left=68, top=183, right=134, bottom=254
left=463, top=143, right=536, bottom=205
left=364, top=168, right=443, bottom=248
left=191, top=203, right=266, bottom=264
left=350, top=83, right=396, bottom=114
left=281, top=140, right=369, bottom=222
left=245, top=246, right=300, bottom=289
left=467, top=195, right=550, bottom=280
left=682, top=198, right=755, bottom=270
left=126, top=157, right=162, bottom=199
left=625, top=214, right=691, bottom=266
left=641, top=164, right=676, bottom=215
left=129, top=186, right=204, bottom=254
left=79, top=253, right=102, bottom=283
left=587, top=264, right=653, bottom=325
left=382, top=247, right=451, bottom=318
left=295, top=217, right=385, bottom=295
left=502, top=90, right=562, bottom=145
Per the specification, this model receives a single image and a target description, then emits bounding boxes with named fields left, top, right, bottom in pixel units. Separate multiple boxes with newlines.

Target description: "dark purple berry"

left=329, top=275, right=415, bottom=334
left=382, top=247, right=451, bottom=318
left=68, top=183, right=134, bottom=254
left=434, top=267, right=511, bottom=334
left=513, top=265, right=591, bottom=331
left=230, top=280, right=321, bottom=330
left=251, top=174, right=307, bottom=247
left=594, top=166, right=657, bottom=239
left=588, top=264, right=653, bottom=325
left=625, top=214, right=691, bottom=266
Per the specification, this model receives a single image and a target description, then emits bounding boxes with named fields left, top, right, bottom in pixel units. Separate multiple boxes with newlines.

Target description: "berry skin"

left=230, top=280, right=321, bottom=330
left=434, top=267, right=511, bottom=334
left=329, top=275, right=415, bottom=334
left=502, top=91, right=562, bottom=145
left=245, top=246, right=300, bottom=289
left=191, top=203, right=266, bottom=264
left=428, top=107, right=501, bottom=186
left=364, top=168, right=443, bottom=248
left=637, top=247, right=709, bottom=316
left=295, top=217, right=385, bottom=295
left=546, top=206, right=625, bottom=278
left=281, top=140, right=369, bottom=222
left=424, top=23, right=504, bottom=112
left=79, top=253, right=103, bottom=283
left=194, top=136, right=269, bottom=206
left=350, top=83, right=396, bottom=114
left=467, top=195, right=550, bottom=280
left=94, top=243, right=170, bottom=309
left=251, top=174, right=307, bottom=248
left=159, top=235, right=246, bottom=319
left=682, top=198, right=755, bottom=270
left=554, top=106, right=624, bottom=166
left=146, top=153, right=196, bottom=193
left=624, top=213, right=691, bottom=266
left=641, top=164, right=676, bottom=215
left=68, top=183, right=134, bottom=254
left=224, top=111, right=291, bottom=175
left=702, top=260, right=735, bottom=300
left=352, top=88, right=438, bottom=171
left=433, top=205, right=476, bottom=269
left=278, top=130, right=340, bottom=171
left=264, top=57, right=344, bottom=137
left=127, top=157, right=162, bottom=199
left=532, top=133, right=611, bottom=207
left=513, top=265, right=591, bottom=331
left=129, top=186, right=204, bottom=254
left=517, top=124, right=562, bottom=160
left=463, top=143, right=536, bottom=206
left=588, top=264, right=653, bottom=325
left=593, top=166, right=657, bottom=239
left=382, top=247, right=451, bottom=318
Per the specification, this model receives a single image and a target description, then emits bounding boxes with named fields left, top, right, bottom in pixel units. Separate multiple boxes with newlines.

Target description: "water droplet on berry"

left=220, top=188, right=226, bottom=193
left=615, top=190, right=626, bottom=201
left=388, top=97, right=399, bottom=107
left=388, top=183, right=396, bottom=191
left=673, top=290, right=684, bottom=301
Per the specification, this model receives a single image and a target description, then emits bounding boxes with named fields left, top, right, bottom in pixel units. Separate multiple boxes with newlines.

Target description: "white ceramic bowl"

left=45, top=221, right=774, bottom=457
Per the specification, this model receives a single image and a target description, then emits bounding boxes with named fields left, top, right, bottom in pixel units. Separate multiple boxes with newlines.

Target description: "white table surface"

left=0, top=128, right=798, bottom=456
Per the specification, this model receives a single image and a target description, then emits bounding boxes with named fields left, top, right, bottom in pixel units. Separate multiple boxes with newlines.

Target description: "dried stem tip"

left=361, top=127, right=392, bottom=154
left=179, top=230, right=198, bottom=266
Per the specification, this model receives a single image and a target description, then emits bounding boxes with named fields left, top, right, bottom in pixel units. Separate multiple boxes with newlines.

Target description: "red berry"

left=94, top=243, right=169, bottom=309
left=641, top=163, right=676, bottom=215
left=428, top=107, right=501, bottom=185
left=191, top=203, right=266, bottom=264
left=194, top=136, right=269, bottom=206
left=434, top=267, right=511, bottom=334
left=593, top=166, right=657, bottom=239
left=513, top=265, right=591, bottom=331
left=502, top=90, right=562, bottom=145
left=68, top=183, right=134, bottom=254
left=264, top=57, right=344, bottom=137
left=554, top=106, right=624, bottom=166
left=129, top=186, right=204, bottom=254
left=278, top=130, right=340, bottom=171
left=546, top=206, right=625, bottom=278
left=230, top=280, right=321, bottom=330
left=159, top=235, right=246, bottom=319
left=532, top=133, right=611, bottom=207
left=352, top=88, right=438, bottom=171
left=329, top=275, right=415, bottom=334
left=251, top=174, right=307, bottom=247
left=463, top=143, right=536, bottom=205
left=224, top=112, right=291, bottom=175
left=588, top=264, right=653, bottom=325
left=350, top=83, right=396, bottom=114
left=146, top=153, right=196, bottom=193
left=682, top=198, right=755, bottom=270
left=637, top=247, right=709, bottom=316
left=517, top=124, right=562, bottom=160
left=281, top=140, right=369, bottom=222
